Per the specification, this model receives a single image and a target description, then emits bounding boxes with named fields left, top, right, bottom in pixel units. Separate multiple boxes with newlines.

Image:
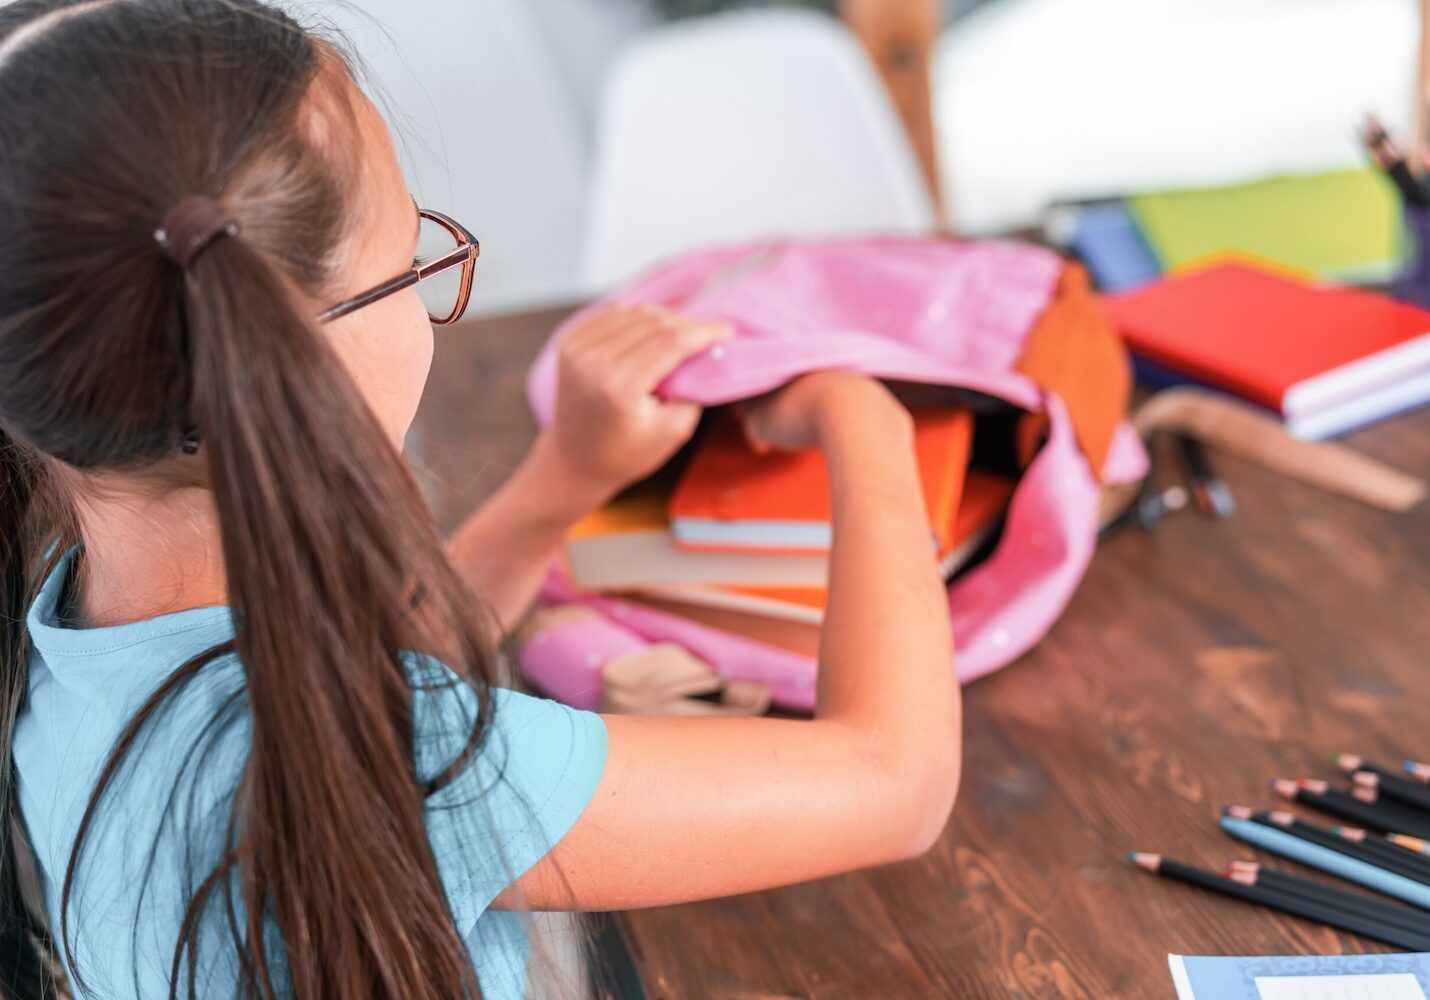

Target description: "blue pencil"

left=1219, top=816, right=1430, bottom=910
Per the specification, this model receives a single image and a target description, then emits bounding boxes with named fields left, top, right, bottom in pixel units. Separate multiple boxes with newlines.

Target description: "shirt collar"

left=26, top=547, right=235, bottom=674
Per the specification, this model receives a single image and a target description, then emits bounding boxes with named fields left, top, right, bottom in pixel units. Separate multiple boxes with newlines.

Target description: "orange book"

left=562, top=474, right=828, bottom=591
left=669, top=405, right=973, bottom=554
left=637, top=470, right=1016, bottom=626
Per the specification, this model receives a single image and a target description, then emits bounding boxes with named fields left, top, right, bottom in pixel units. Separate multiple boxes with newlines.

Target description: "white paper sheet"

left=1256, top=973, right=1428, bottom=1000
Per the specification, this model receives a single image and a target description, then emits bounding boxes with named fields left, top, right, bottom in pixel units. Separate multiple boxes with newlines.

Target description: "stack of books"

left=1103, top=260, right=1430, bottom=440
left=562, top=405, right=1014, bottom=653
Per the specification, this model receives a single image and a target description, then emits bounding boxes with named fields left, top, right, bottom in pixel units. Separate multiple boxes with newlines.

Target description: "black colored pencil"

left=1339, top=753, right=1430, bottom=813
left=1330, top=825, right=1430, bottom=880
left=1229, top=863, right=1430, bottom=937
left=1337, top=753, right=1397, bottom=782
left=1131, top=852, right=1430, bottom=950
left=1353, top=769, right=1430, bottom=816
left=1225, top=807, right=1430, bottom=885
left=1175, top=434, right=1235, bottom=518
left=1361, top=114, right=1430, bottom=205
left=1273, top=779, right=1430, bottom=838
left=1348, top=783, right=1430, bottom=836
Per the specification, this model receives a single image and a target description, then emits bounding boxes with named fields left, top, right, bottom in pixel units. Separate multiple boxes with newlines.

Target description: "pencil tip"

left=1335, top=753, right=1361, bottom=772
left=1271, top=779, right=1298, bottom=798
left=1221, top=805, right=1253, bottom=820
left=1130, top=852, right=1160, bottom=871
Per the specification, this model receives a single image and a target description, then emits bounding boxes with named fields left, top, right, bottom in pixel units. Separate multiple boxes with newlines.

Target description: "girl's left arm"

left=445, top=304, right=732, bottom=629
left=443, top=435, right=604, bottom=629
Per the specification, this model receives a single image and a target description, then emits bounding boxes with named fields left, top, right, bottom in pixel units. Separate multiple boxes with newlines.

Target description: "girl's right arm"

left=501, top=372, right=962, bottom=910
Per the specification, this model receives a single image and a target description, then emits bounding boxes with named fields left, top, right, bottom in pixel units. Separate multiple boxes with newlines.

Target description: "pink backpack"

left=522, top=237, right=1148, bottom=711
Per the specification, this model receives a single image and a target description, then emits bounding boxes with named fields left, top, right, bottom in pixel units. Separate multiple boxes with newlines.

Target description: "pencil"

left=1226, top=862, right=1430, bottom=937
left=1220, top=815, right=1430, bottom=910
left=1361, top=113, right=1430, bottom=205
left=1329, top=825, right=1430, bottom=881
left=1247, top=811, right=1430, bottom=884
left=1336, top=753, right=1393, bottom=779
left=1097, top=485, right=1188, bottom=540
left=1131, top=852, right=1430, bottom=949
left=1405, top=760, right=1430, bottom=785
left=1273, top=778, right=1430, bottom=838
left=1174, top=433, right=1235, bottom=518
left=1390, top=834, right=1430, bottom=857
left=1352, top=768, right=1430, bottom=815
left=1349, top=784, right=1430, bottom=836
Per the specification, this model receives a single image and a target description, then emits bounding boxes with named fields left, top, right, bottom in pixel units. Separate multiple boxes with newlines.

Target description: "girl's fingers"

left=567, top=303, right=670, bottom=360
left=615, top=320, right=733, bottom=395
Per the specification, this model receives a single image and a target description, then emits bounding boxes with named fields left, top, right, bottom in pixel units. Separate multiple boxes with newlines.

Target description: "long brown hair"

left=0, top=1, right=501, bottom=995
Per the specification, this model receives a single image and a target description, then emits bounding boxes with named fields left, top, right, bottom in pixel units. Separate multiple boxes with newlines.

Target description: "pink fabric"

left=540, top=578, right=820, bottom=711
left=519, top=614, right=648, bottom=711
left=523, top=237, right=1148, bottom=710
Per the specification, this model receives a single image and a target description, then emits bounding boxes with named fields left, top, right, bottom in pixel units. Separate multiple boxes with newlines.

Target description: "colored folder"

left=1127, top=168, right=1404, bottom=284
left=1060, top=200, right=1162, bottom=292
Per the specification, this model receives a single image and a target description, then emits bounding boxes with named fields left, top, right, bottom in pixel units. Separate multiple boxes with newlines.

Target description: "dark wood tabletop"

left=412, top=303, right=1430, bottom=1000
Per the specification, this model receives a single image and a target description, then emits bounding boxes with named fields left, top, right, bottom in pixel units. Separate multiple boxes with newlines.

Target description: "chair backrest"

left=579, top=9, right=936, bottom=292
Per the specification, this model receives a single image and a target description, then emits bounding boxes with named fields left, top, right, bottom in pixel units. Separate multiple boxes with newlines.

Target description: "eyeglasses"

left=319, top=207, right=479, bottom=326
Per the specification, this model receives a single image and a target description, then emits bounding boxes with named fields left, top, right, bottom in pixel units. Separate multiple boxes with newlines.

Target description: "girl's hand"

left=738, top=371, right=908, bottom=454
left=543, top=303, right=733, bottom=501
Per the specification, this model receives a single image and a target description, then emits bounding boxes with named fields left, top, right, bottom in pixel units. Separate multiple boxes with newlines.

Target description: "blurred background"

left=305, top=0, right=1419, bottom=316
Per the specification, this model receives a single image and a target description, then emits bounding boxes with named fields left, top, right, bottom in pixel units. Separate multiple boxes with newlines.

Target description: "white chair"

left=579, top=8, right=937, bottom=293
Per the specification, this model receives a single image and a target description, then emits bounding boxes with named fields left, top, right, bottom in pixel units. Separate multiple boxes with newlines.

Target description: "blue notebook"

left=1170, top=953, right=1430, bottom=999
left=1067, top=201, right=1162, bottom=292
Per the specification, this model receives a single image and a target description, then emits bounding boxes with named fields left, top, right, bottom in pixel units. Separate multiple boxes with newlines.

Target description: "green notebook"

left=1128, top=168, right=1406, bottom=284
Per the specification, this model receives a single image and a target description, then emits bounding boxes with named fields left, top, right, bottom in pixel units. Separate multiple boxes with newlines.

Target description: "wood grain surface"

left=413, top=304, right=1430, bottom=999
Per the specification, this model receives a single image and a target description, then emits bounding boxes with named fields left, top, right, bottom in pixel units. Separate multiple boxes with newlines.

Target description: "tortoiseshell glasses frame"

left=318, top=207, right=479, bottom=326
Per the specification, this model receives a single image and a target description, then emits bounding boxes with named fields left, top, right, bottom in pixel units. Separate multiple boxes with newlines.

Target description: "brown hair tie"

left=154, top=196, right=239, bottom=267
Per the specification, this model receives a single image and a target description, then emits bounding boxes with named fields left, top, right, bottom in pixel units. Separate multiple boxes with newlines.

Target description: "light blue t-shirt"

left=14, top=549, right=608, bottom=998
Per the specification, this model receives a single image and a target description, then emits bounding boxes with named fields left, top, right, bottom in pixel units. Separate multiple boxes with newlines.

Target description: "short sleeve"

left=411, top=668, right=608, bottom=937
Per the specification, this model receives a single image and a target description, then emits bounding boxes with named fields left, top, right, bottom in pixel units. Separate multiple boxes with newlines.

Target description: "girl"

left=0, top=1, right=961, bottom=996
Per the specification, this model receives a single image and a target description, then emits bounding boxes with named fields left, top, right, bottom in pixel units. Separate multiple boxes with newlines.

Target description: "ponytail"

left=184, top=227, right=491, bottom=998
left=0, top=431, right=65, bottom=999
left=60, top=234, right=498, bottom=998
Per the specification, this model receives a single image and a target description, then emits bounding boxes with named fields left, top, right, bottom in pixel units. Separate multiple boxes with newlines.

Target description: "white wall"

left=309, top=0, right=654, bottom=316
left=935, top=0, right=1421, bottom=233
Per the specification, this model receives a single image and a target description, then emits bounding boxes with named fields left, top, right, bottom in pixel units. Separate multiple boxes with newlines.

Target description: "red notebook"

left=1104, top=261, right=1430, bottom=439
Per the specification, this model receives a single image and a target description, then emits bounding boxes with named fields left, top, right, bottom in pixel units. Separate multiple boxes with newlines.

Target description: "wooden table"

left=413, top=303, right=1430, bottom=999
